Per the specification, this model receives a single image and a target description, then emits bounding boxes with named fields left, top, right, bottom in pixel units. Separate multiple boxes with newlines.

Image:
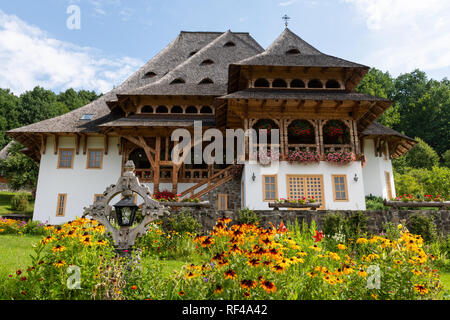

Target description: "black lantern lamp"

left=113, top=195, right=139, bottom=227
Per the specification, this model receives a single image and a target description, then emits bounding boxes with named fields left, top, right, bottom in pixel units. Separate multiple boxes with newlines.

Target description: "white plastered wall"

left=361, top=138, right=396, bottom=199
left=242, top=160, right=366, bottom=211
left=33, top=136, right=122, bottom=224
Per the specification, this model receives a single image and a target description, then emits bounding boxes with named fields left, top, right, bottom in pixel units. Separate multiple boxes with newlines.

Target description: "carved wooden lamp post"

left=83, top=160, right=169, bottom=255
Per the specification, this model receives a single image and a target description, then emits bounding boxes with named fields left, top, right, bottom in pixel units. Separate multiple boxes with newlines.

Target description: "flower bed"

left=2, top=218, right=446, bottom=300
left=287, top=149, right=321, bottom=163
left=324, top=151, right=354, bottom=164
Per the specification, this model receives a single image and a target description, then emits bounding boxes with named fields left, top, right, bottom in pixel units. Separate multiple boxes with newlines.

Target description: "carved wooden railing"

left=286, top=144, right=318, bottom=153
left=324, top=144, right=353, bottom=153
left=178, top=165, right=235, bottom=199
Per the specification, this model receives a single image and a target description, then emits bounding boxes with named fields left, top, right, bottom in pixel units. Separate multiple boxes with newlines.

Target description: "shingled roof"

left=362, top=122, right=417, bottom=157
left=219, top=88, right=390, bottom=102
left=233, top=28, right=368, bottom=69
left=8, top=31, right=261, bottom=134
left=119, top=31, right=263, bottom=97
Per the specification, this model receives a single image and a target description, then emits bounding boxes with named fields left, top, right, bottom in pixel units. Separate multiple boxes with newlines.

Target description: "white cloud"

left=344, top=0, right=450, bottom=75
left=0, top=9, right=143, bottom=94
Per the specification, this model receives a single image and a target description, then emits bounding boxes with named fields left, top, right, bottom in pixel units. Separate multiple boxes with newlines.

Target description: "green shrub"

left=407, top=212, right=438, bottom=243
left=323, top=211, right=368, bottom=243
left=394, top=166, right=450, bottom=198
left=10, top=194, right=29, bottom=212
left=165, top=209, right=201, bottom=234
left=365, top=195, right=388, bottom=210
left=237, top=207, right=260, bottom=225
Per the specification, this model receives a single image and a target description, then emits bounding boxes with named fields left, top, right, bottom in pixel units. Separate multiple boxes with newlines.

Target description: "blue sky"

left=0, top=0, right=449, bottom=94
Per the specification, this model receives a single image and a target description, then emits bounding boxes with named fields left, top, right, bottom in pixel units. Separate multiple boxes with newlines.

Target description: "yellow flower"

left=329, top=252, right=340, bottom=261
left=54, top=260, right=66, bottom=268
left=371, top=293, right=379, bottom=300
left=185, top=272, right=196, bottom=279
left=337, top=244, right=347, bottom=250
left=358, top=269, right=368, bottom=277
left=414, top=284, right=428, bottom=295
left=309, top=245, right=321, bottom=252
left=52, top=245, right=66, bottom=253
left=356, top=238, right=368, bottom=244
left=411, top=269, right=422, bottom=276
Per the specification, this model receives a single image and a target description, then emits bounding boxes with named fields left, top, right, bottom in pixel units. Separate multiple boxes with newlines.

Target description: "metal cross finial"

left=282, top=14, right=290, bottom=27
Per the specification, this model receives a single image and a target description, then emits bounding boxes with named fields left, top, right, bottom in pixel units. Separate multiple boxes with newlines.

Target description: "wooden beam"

left=40, top=134, right=46, bottom=155
left=104, top=135, right=109, bottom=155
left=82, top=135, right=87, bottom=155
left=75, top=134, right=80, bottom=155
left=351, top=101, right=361, bottom=120
left=53, top=134, right=58, bottom=155
left=314, top=100, right=323, bottom=113
left=296, top=100, right=305, bottom=110
left=153, top=137, right=161, bottom=193
left=280, top=100, right=287, bottom=113
left=334, top=100, right=344, bottom=110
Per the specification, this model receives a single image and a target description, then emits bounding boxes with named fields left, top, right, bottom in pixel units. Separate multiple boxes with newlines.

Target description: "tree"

left=443, top=150, right=450, bottom=168
left=0, top=142, right=39, bottom=192
left=402, top=138, right=440, bottom=170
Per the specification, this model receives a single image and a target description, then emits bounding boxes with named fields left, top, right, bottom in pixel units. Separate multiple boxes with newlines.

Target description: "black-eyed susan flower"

left=337, top=244, right=347, bottom=250
left=96, top=240, right=107, bottom=246
left=185, top=272, right=196, bottom=279
left=247, top=258, right=260, bottom=267
left=224, top=269, right=237, bottom=280
left=178, top=291, right=186, bottom=297
left=260, top=280, right=276, bottom=294
left=214, top=285, right=223, bottom=295
left=240, top=279, right=257, bottom=290
left=52, top=245, right=66, bottom=253
left=54, top=260, right=66, bottom=268
left=243, top=291, right=251, bottom=298
left=272, top=264, right=284, bottom=273
left=357, top=269, right=368, bottom=277
left=414, top=284, right=428, bottom=295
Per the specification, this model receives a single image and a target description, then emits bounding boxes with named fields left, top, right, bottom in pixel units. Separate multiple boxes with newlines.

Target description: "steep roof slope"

left=121, top=31, right=264, bottom=97
left=234, top=28, right=368, bottom=68
left=9, top=31, right=262, bottom=134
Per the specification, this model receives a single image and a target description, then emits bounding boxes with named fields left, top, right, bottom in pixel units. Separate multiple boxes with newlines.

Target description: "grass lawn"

left=0, top=191, right=34, bottom=216
left=440, top=272, right=450, bottom=292
left=0, top=235, right=41, bottom=280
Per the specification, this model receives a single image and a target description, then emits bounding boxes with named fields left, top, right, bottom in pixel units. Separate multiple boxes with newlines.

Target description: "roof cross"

left=282, top=14, right=290, bottom=27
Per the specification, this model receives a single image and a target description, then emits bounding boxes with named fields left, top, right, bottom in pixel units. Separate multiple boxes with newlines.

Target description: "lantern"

left=113, top=196, right=138, bottom=227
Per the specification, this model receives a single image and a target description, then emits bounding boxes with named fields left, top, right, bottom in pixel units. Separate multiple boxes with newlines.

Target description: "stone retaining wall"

left=167, top=208, right=450, bottom=235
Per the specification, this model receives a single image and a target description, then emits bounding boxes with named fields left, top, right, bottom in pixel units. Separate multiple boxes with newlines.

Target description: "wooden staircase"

left=179, top=165, right=235, bottom=199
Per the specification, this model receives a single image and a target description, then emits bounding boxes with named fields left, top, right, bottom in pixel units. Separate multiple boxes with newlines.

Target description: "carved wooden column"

left=318, top=120, right=325, bottom=155
left=314, top=120, right=320, bottom=152
left=153, top=137, right=161, bottom=193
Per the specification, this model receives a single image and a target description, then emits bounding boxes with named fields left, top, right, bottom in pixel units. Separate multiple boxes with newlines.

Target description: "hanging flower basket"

left=288, top=121, right=312, bottom=136
left=324, top=120, right=345, bottom=137
left=324, top=151, right=355, bottom=164
left=256, top=120, right=275, bottom=134
left=257, top=149, right=280, bottom=165
left=287, top=149, right=321, bottom=163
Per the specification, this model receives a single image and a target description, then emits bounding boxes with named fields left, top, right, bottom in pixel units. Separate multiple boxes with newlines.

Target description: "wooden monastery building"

left=8, top=28, right=417, bottom=224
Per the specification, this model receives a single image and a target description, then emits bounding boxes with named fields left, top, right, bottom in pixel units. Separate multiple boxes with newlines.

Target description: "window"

left=286, top=48, right=301, bottom=55
left=189, top=51, right=198, bottom=57
left=326, top=79, right=340, bottom=89
left=80, top=114, right=94, bottom=120
left=58, top=149, right=74, bottom=169
left=156, top=105, right=168, bottom=113
left=87, top=149, right=103, bottom=169
left=56, top=194, right=67, bottom=217
left=263, top=175, right=278, bottom=201
left=171, top=106, right=183, bottom=113
left=218, top=194, right=228, bottom=210
left=385, top=171, right=393, bottom=200
left=144, top=71, right=156, bottom=78
left=308, top=79, right=323, bottom=88
left=199, top=78, right=214, bottom=84
left=200, top=59, right=214, bottom=66
left=200, top=106, right=213, bottom=114
left=186, top=106, right=198, bottom=114
left=332, top=175, right=348, bottom=201
left=170, top=78, right=185, bottom=84
left=141, top=105, right=153, bottom=113
left=224, top=41, right=236, bottom=47
left=254, top=78, right=270, bottom=88
left=290, top=79, right=305, bottom=88
left=94, top=194, right=104, bottom=202
left=272, top=78, right=288, bottom=88
left=287, top=175, right=325, bottom=209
